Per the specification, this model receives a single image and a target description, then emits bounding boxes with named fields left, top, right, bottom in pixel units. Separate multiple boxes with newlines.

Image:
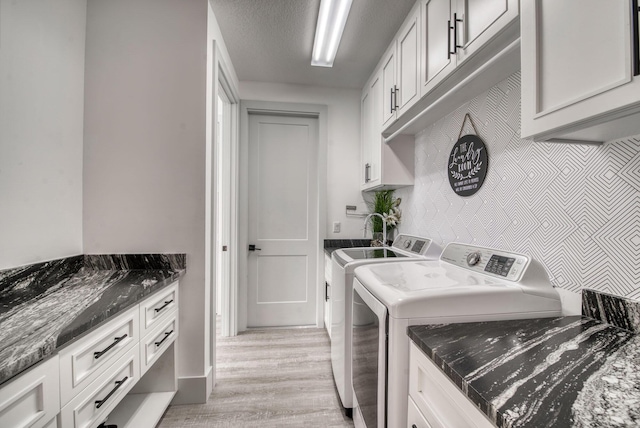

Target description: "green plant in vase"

left=367, top=190, right=402, bottom=246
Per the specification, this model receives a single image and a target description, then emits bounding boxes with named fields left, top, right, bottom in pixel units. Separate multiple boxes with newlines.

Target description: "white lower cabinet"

left=60, top=348, right=140, bottom=428
left=140, top=313, right=177, bottom=375
left=140, top=283, right=178, bottom=336
left=0, top=281, right=179, bottom=428
left=408, top=342, right=494, bottom=428
left=324, top=252, right=332, bottom=338
left=407, top=396, right=432, bottom=428
left=104, top=285, right=179, bottom=428
left=0, top=355, right=59, bottom=428
left=59, top=305, right=139, bottom=406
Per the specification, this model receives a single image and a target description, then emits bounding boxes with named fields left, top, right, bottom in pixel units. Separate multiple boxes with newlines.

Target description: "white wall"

left=0, top=0, right=85, bottom=269
left=82, top=0, right=210, bottom=403
left=239, top=82, right=365, bottom=238
left=397, top=71, right=640, bottom=313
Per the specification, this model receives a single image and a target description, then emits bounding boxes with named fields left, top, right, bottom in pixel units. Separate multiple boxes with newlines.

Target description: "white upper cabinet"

left=361, top=68, right=413, bottom=191
left=361, top=71, right=383, bottom=187
left=455, top=0, right=519, bottom=64
left=382, top=2, right=422, bottom=128
left=521, top=0, right=640, bottom=142
left=359, top=0, right=520, bottom=189
left=421, top=0, right=456, bottom=96
left=421, top=0, right=518, bottom=97
left=397, top=8, right=422, bottom=116
left=382, top=45, right=397, bottom=128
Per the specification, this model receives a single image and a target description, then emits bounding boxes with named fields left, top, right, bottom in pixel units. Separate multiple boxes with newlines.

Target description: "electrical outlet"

left=333, top=222, right=341, bottom=233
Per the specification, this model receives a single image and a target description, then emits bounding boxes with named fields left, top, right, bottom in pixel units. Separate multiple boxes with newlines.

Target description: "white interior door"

left=247, top=113, right=318, bottom=327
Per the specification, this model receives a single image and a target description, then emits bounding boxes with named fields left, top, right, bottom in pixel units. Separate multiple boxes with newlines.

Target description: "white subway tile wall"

left=396, top=71, right=640, bottom=299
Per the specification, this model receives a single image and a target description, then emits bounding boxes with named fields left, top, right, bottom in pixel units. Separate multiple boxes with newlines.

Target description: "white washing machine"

left=350, top=243, right=562, bottom=428
left=330, top=234, right=442, bottom=413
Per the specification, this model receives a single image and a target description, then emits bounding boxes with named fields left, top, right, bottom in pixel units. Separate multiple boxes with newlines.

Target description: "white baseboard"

left=172, top=367, right=214, bottom=405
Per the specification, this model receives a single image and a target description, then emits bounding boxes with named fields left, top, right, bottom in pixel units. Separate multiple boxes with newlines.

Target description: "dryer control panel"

left=392, top=234, right=433, bottom=256
left=440, top=243, right=530, bottom=282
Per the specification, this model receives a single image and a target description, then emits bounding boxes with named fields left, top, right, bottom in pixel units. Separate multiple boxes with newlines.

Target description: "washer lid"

left=354, top=260, right=561, bottom=319
left=340, top=248, right=408, bottom=260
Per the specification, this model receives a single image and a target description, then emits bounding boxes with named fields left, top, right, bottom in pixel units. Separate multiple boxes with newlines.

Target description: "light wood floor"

left=158, top=326, right=354, bottom=427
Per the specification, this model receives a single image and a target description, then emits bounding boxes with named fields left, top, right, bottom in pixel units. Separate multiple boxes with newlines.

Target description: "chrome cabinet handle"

left=154, top=299, right=173, bottom=313
left=95, top=376, right=128, bottom=409
left=93, top=334, right=128, bottom=359
left=365, top=163, right=371, bottom=183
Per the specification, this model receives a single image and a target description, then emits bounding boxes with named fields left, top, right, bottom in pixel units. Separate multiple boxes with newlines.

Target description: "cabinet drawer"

left=60, top=347, right=139, bottom=428
left=407, top=396, right=432, bottom=428
left=140, top=283, right=178, bottom=335
left=409, top=343, right=493, bottom=428
left=141, top=313, right=178, bottom=375
left=59, top=305, right=138, bottom=406
left=0, top=355, right=59, bottom=428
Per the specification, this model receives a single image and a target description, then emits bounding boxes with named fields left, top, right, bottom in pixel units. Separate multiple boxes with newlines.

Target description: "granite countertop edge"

left=407, top=313, right=640, bottom=428
left=0, top=260, right=185, bottom=387
left=408, top=327, right=500, bottom=422
left=56, top=269, right=185, bottom=349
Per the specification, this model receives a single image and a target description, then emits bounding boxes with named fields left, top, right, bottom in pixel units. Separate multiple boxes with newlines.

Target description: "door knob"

left=248, top=244, right=261, bottom=251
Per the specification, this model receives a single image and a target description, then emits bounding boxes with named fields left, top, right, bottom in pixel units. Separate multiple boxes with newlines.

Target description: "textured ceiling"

left=210, top=0, right=417, bottom=89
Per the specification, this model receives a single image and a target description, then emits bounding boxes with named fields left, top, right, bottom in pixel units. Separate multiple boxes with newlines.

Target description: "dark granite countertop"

left=0, top=254, right=185, bottom=386
left=323, top=239, right=372, bottom=256
left=408, top=296, right=640, bottom=427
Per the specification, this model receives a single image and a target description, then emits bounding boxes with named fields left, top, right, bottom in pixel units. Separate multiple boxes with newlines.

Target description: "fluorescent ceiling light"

left=311, top=0, right=353, bottom=67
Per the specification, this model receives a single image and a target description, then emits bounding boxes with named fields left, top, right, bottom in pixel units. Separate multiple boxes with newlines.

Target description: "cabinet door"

left=455, top=0, right=518, bottom=64
left=0, top=356, right=59, bottom=428
left=397, top=5, right=421, bottom=116
left=362, top=72, right=382, bottom=188
left=360, top=85, right=373, bottom=186
left=421, top=0, right=456, bottom=97
left=382, top=44, right=397, bottom=128
left=521, top=0, right=639, bottom=140
left=361, top=86, right=372, bottom=186
left=369, top=73, right=382, bottom=185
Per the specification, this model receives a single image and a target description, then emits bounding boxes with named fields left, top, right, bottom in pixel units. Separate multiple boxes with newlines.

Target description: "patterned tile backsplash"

left=396, top=71, right=640, bottom=300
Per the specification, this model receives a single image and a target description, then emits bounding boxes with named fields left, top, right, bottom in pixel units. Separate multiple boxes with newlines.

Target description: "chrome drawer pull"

left=95, top=376, right=128, bottom=409
left=155, top=330, right=174, bottom=347
left=154, top=299, right=174, bottom=313
left=93, top=334, right=128, bottom=359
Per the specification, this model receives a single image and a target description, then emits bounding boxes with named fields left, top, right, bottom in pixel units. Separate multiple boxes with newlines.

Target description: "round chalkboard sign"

left=447, top=134, right=488, bottom=197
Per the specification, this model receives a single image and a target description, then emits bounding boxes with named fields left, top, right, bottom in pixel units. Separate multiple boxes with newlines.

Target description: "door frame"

left=239, top=100, right=328, bottom=332
left=209, top=41, right=239, bottom=348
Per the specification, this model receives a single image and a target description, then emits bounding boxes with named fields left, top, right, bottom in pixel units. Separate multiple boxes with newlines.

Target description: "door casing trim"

left=239, top=100, right=328, bottom=331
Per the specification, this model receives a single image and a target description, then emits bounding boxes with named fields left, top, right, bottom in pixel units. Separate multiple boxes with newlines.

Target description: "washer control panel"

left=441, top=243, right=530, bottom=282
left=392, top=234, right=431, bottom=256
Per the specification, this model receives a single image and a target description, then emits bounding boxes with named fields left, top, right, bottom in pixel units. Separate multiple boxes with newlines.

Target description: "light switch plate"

left=333, top=222, right=341, bottom=233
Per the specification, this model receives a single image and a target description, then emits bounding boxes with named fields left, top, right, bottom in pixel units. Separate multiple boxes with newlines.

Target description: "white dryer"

left=330, top=234, right=442, bottom=413
left=351, top=243, right=562, bottom=428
